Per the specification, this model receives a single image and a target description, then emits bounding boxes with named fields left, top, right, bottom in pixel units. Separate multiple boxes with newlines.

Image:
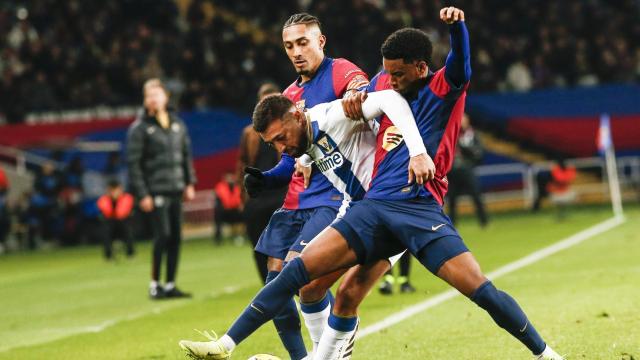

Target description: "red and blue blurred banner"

left=467, top=84, right=640, bottom=157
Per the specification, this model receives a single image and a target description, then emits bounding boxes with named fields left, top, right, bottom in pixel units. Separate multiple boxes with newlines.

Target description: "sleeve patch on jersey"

left=332, top=58, right=368, bottom=97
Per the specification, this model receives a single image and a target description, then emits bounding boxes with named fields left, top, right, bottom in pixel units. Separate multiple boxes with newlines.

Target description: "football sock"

left=164, top=282, right=175, bottom=291
left=219, top=334, right=236, bottom=352
left=316, top=313, right=358, bottom=360
left=300, top=291, right=333, bottom=353
left=471, top=281, right=546, bottom=355
left=265, top=271, right=307, bottom=360
left=226, top=257, right=310, bottom=345
left=149, top=280, right=159, bottom=288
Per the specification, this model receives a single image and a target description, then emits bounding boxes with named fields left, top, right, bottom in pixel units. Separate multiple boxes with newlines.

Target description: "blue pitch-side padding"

left=467, top=84, right=640, bottom=124
left=28, top=109, right=252, bottom=172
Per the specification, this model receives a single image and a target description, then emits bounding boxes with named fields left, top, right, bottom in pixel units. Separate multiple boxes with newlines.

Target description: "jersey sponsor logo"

left=299, top=240, right=309, bottom=246
left=317, top=135, right=335, bottom=153
left=316, top=152, right=345, bottom=173
left=431, top=223, right=446, bottom=231
left=146, top=126, right=157, bottom=135
left=382, top=126, right=403, bottom=151
left=171, top=123, right=181, bottom=132
left=295, top=99, right=306, bottom=111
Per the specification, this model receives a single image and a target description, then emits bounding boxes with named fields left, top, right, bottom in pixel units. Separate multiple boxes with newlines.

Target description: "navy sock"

left=227, top=257, right=310, bottom=345
left=471, top=281, right=546, bottom=354
left=265, top=271, right=307, bottom=360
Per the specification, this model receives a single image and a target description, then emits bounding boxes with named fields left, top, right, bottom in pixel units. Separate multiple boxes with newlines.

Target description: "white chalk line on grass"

left=0, top=284, right=249, bottom=353
left=357, top=215, right=626, bottom=339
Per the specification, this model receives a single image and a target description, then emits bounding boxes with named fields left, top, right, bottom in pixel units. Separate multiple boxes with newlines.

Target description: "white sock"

left=300, top=300, right=331, bottom=353
left=149, top=280, right=159, bottom=288
left=537, top=345, right=563, bottom=360
left=164, top=282, right=175, bottom=291
left=219, top=334, right=236, bottom=351
left=315, top=317, right=358, bottom=360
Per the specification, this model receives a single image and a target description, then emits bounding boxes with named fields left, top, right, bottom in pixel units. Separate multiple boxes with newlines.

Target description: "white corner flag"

left=597, top=114, right=624, bottom=218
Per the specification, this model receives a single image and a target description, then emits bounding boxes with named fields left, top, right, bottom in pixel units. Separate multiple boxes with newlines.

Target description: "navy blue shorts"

left=255, top=206, right=338, bottom=260
left=331, top=197, right=469, bottom=274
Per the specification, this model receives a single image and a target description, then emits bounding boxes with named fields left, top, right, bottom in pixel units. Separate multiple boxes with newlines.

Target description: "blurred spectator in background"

left=0, top=167, right=9, bottom=253
left=32, top=161, right=62, bottom=243
left=547, top=158, right=577, bottom=220
left=127, top=78, right=196, bottom=300
left=378, top=252, right=415, bottom=295
left=237, top=82, right=287, bottom=282
left=60, top=156, right=84, bottom=245
left=448, top=114, right=489, bottom=227
left=1, top=0, right=638, bottom=122
left=213, top=172, right=244, bottom=245
left=103, top=151, right=127, bottom=187
left=97, top=180, right=134, bottom=260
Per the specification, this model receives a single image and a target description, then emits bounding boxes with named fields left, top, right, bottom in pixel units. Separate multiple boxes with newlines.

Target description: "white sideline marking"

left=0, top=285, right=249, bottom=353
left=357, top=215, right=626, bottom=339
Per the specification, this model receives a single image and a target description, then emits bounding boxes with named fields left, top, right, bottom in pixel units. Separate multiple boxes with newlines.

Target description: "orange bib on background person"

left=214, top=181, right=242, bottom=210
left=97, top=193, right=134, bottom=219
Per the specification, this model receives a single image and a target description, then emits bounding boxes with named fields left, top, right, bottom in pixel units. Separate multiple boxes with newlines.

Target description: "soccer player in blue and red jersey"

left=240, top=13, right=375, bottom=359
left=179, top=7, right=563, bottom=360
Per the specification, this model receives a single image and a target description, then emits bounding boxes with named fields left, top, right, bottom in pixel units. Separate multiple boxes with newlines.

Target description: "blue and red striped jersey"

left=366, top=68, right=467, bottom=204
left=280, top=56, right=368, bottom=210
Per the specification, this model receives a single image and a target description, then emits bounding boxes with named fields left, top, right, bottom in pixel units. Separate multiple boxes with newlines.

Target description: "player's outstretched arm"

left=263, top=153, right=296, bottom=186
left=361, top=90, right=436, bottom=183
left=440, top=6, right=471, bottom=87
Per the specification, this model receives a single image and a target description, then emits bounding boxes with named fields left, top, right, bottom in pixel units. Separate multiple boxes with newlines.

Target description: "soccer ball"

left=247, top=355, right=282, bottom=360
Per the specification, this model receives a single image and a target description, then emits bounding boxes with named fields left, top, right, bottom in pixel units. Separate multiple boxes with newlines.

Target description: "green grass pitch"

left=0, top=205, right=638, bottom=359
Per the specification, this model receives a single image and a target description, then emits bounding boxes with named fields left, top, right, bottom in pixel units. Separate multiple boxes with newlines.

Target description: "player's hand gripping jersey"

left=299, top=90, right=426, bottom=204
left=366, top=21, right=471, bottom=204
left=279, top=57, right=369, bottom=210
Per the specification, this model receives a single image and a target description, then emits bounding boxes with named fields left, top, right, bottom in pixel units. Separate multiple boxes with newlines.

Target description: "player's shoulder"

left=428, top=67, right=469, bottom=98
left=368, top=70, right=392, bottom=92
left=331, top=58, right=366, bottom=78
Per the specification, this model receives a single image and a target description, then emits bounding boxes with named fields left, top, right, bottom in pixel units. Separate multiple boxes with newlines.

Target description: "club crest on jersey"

left=295, top=99, right=306, bottom=111
left=317, top=136, right=335, bottom=153
left=382, top=126, right=403, bottom=151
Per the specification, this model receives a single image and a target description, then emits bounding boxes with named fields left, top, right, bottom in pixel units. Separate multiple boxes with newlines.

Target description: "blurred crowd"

left=0, top=152, right=128, bottom=252
left=1, top=0, right=639, bottom=123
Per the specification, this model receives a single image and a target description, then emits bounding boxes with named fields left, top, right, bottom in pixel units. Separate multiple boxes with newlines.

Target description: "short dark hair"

left=257, top=82, right=280, bottom=101
left=283, top=13, right=322, bottom=31
left=252, top=95, right=294, bottom=133
left=381, top=28, right=433, bottom=64
left=107, top=179, right=121, bottom=189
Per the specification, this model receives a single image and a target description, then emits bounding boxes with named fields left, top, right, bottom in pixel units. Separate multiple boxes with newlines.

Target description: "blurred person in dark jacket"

left=447, top=113, right=489, bottom=227
left=127, top=78, right=196, bottom=299
left=236, top=82, right=287, bottom=282
left=97, top=180, right=135, bottom=260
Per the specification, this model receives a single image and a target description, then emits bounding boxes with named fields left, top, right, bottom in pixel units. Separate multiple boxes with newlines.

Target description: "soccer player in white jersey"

left=179, top=90, right=433, bottom=360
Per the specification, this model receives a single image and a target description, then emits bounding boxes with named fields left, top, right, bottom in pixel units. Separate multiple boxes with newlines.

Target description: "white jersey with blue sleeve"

left=302, top=90, right=426, bottom=204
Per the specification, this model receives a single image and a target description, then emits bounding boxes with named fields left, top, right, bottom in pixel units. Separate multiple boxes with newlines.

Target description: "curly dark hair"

left=381, top=28, right=433, bottom=65
left=252, top=95, right=294, bottom=133
left=283, top=13, right=322, bottom=31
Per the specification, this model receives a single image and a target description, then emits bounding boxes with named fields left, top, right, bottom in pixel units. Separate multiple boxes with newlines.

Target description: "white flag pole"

left=602, top=114, right=624, bottom=218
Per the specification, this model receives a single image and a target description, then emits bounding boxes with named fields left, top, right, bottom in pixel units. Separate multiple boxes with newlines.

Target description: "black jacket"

left=126, top=111, right=196, bottom=197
